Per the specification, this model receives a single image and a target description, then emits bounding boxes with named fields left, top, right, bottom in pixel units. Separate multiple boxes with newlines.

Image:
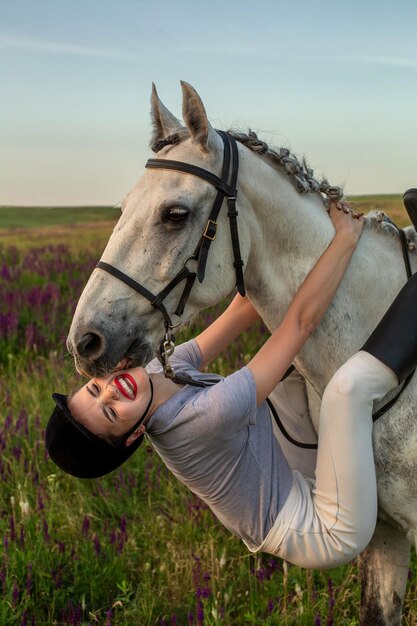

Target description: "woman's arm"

left=195, top=293, right=261, bottom=370
left=247, top=204, right=364, bottom=403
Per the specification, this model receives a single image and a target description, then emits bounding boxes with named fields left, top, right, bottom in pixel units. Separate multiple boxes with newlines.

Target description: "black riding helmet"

left=45, top=380, right=153, bottom=479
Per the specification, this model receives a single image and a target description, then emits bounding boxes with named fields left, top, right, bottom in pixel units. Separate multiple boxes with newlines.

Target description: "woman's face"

left=68, top=367, right=152, bottom=442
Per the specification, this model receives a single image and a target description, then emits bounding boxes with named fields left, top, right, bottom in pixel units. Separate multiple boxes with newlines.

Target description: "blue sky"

left=2, top=0, right=417, bottom=205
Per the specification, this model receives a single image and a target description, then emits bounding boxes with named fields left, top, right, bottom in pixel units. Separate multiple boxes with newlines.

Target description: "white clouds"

left=0, top=33, right=136, bottom=60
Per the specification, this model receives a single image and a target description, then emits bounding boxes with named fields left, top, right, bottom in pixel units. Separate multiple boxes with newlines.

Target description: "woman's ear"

left=125, top=423, right=146, bottom=447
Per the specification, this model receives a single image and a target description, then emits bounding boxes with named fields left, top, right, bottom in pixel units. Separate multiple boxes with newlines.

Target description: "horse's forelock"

left=150, top=130, right=190, bottom=154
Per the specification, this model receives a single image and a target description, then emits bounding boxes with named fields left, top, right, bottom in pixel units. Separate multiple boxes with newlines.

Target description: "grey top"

left=146, top=339, right=293, bottom=550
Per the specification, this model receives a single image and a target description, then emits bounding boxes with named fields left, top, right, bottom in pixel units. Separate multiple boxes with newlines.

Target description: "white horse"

left=67, top=82, right=417, bottom=625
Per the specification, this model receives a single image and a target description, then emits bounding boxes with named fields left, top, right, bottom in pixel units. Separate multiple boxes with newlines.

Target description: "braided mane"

left=227, top=130, right=343, bottom=203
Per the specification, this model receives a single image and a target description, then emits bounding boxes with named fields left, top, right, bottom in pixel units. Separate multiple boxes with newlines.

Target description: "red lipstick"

left=114, top=373, right=137, bottom=400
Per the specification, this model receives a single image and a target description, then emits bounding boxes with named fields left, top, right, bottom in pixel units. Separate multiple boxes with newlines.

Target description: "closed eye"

left=87, top=382, right=100, bottom=397
left=106, top=405, right=117, bottom=421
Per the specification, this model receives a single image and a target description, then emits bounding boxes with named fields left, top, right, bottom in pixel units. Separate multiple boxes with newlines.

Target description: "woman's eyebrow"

left=86, top=386, right=114, bottom=424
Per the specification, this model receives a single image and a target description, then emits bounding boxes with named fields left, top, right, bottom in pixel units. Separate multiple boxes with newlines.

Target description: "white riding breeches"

left=252, top=351, right=398, bottom=569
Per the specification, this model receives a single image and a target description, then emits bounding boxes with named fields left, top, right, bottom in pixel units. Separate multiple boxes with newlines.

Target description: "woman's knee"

left=324, top=525, right=376, bottom=569
left=323, top=357, right=366, bottom=405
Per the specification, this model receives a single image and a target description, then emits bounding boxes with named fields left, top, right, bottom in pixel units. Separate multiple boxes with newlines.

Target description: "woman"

left=45, top=202, right=416, bottom=569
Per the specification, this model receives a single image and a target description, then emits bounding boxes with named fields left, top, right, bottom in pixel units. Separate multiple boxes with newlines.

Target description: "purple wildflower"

left=256, top=566, right=266, bottom=583
left=12, top=581, right=19, bottom=606
left=42, top=518, right=50, bottom=543
left=36, top=489, right=44, bottom=512
left=26, top=563, right=33, bottom=595
left=93, top=534, right=101, bottom=556
left=0, top=264, right=12, bottom=281
left=9, top=516, right=16, bottom=542
left=0, top=565, right=6, bottom=594
left=56, top=540, right=66, bottom=554
left=81, top=515, right=90, bottom=537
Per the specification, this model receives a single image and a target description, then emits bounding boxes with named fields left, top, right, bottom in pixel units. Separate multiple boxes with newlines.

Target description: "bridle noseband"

left=96, top=130, right=245, bottom=373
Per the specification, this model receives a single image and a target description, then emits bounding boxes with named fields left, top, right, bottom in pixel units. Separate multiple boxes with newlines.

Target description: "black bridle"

left=97, top=130, right=244, bottom=331
left=96, top=130, right=245, bottom=377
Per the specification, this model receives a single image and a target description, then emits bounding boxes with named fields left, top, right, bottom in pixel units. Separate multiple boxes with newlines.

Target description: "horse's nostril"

left=76, top=333, right=104, bottom=359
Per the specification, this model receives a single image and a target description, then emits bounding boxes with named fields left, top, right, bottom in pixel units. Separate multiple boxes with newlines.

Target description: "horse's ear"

left=150, top=83, right=184, bottom=144
left=181, top=81, right=215, bottom=152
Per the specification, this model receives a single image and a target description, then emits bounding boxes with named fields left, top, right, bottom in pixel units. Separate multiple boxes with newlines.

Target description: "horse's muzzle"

left=67, top=328, right=153, bottom=378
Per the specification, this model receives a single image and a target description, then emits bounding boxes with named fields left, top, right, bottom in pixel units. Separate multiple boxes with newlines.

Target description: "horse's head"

left=67, top=82, right=249, bottom=377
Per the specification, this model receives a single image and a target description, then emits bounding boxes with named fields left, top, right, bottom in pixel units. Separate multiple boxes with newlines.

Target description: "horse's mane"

left=227, top=129, right=342, bottom=201
left=151, top=129, right=410, bottom=242
left=227, top=131, right=409, bottom=241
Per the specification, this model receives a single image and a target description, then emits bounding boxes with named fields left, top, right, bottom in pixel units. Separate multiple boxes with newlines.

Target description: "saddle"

left=403, top=188, right=417, bottom=230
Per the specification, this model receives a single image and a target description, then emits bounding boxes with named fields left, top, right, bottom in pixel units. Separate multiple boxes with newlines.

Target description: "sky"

left=2, top=0, right=417, bottom=205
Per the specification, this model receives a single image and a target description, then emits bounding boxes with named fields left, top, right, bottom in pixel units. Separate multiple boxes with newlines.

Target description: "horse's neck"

left=238, top=148, right=409, bottom=393
left=240, top=151, right=333, bottom=325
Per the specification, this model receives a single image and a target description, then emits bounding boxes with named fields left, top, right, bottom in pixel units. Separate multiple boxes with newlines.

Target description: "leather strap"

left=145, top=159, right=236, bottom=197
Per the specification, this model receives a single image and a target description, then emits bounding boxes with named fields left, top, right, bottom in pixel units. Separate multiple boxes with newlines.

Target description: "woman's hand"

left=328, top=201, right=364, bottom=244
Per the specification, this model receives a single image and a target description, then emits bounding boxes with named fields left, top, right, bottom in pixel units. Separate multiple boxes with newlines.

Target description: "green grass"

left=0, top=196, right=416, bottom=624
left=0, top=194, right=410, bottom=253
left=349, top=194, right=409, bottom=227
left=0, top=194, right=410, bottom=231
left=0, top=206, right=120, bottom=229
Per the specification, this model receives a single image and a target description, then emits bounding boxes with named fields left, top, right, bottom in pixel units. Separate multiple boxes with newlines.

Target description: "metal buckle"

left=203, top=220, right=217, bottom=241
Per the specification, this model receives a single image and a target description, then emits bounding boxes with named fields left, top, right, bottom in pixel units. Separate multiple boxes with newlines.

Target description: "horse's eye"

left=164, top=207, right=189, bottom=224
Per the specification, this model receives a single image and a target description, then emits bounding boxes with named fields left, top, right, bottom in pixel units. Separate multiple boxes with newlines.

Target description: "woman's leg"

left=258, top=275, right=417, bottom=568
left=259, top=351, right=398, bottom=569
left=269, top=368, right=318, bottom=478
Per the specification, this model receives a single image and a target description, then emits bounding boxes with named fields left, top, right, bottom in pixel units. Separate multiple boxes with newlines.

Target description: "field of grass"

left=0, top=194, right=411, bottom=251
left=0, top=198, right=415, bottom=625
left=0, top=206, right=120, bottom=229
